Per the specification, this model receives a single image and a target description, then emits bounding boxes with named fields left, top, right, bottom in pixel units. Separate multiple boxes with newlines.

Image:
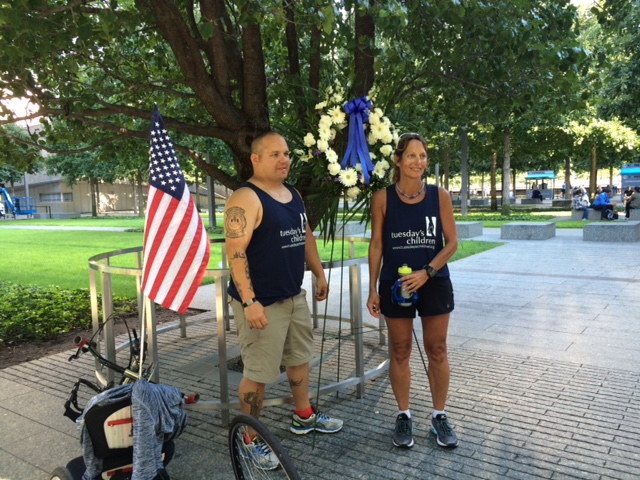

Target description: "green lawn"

left=0, top=223, right=502, bottom=298
left=0, top=214, right=222, bottom=229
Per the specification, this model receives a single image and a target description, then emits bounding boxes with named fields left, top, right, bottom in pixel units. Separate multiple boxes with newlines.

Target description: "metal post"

left=216, top=271, right=230, bottom=427
left=349, top=263, right=365, bottom=398
left=101, top=258, right=115, bottom=385
left=145, top=297, right=159, bottom=383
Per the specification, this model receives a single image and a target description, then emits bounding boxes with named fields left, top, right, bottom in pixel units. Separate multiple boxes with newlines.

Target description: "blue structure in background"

left=1, top=187, right=37, bottom=217
left=621, top=164, right=640, bottom=192
left=525, top=170, right=556, bottom=199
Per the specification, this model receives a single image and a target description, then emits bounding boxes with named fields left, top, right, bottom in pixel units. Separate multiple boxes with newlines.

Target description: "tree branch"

left=149, top=0, right=245, bottom=128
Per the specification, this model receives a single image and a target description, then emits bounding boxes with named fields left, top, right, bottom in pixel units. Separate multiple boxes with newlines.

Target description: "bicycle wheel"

left=229, top=414, right=301, bottom=480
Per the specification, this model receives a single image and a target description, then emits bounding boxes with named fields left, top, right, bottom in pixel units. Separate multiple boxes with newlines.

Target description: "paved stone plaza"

left=1, top=227, right=639, bottom=479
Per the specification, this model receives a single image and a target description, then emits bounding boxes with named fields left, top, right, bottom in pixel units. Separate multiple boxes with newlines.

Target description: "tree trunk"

left=354, top=1, right=375, bottom=96
left=90, top=177, right=97, bottom=217
left=501, top=128, right=511, bottom=216
left=131, top=180, right=138, bottom=216
left=490, top=151, right=497, bottom=211
left=195, top=170, right=201, bottom=213
left=609, top=164, right=613, bottom=190
left=95, top=180, right=101, bottom=216
left=460, top=128, right=469, bottom=217
left=443, top=144, right=450, bottom=191
left=137, top=170, right=145, bottom=218
left=565, top=156, right=571, bottom=199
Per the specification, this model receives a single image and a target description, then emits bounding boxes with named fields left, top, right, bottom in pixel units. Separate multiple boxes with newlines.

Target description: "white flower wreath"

left=295, top=85, right=398, bottom=200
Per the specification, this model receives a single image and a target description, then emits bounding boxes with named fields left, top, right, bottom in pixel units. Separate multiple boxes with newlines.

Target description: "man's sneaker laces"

left=241, top=436, right=280, bottom=470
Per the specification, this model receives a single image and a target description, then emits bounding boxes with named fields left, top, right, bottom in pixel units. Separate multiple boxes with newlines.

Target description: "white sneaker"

left=241, top=436, right=279, bottom=470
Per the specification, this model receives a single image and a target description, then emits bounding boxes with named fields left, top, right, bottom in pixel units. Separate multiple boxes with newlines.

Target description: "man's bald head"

left=251, top=131, right=284, bottom=155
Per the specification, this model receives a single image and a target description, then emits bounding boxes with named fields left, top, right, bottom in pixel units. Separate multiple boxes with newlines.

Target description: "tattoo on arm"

left=225, top=206, right=247, bottom=238
left=229, top=252, right=254, bottom=299
left=243, top=390, right=261, bottom=417
left=244, top=262, right=251, bottom=282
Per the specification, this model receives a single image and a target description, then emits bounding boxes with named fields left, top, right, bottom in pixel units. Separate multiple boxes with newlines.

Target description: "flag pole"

left=138, top=298, right=147, bottom=380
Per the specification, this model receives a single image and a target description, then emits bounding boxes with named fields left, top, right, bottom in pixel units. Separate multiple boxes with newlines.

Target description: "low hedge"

left=0, top=281, right=136, bottom=344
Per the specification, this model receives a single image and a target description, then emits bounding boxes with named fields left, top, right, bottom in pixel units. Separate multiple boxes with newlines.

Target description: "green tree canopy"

left=0, top=0, right=599, bottom=224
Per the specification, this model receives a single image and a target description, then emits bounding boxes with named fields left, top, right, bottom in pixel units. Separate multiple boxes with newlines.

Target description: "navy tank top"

left=227, top=182, right=307, bottom=306
left=380, top=183, right=450, bottom=281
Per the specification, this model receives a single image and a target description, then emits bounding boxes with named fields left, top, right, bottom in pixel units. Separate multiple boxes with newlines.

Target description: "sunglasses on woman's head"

left=399, top=132, right=425, bottom=142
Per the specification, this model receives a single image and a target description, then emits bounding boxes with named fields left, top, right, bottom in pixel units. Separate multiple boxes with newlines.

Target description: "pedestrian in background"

left=625, top=186, right=640, bottom=219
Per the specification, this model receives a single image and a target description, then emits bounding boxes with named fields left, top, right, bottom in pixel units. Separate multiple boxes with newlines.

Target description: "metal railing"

left=88, top=236, right=388, bottom=425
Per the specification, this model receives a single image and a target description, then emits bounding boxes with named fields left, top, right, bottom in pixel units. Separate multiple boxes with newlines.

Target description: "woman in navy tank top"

left=366, top=133, right=460, bottom=449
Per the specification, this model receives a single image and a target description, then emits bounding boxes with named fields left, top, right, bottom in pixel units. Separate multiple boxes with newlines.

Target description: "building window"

left=40, top=193, right=73, bottom=202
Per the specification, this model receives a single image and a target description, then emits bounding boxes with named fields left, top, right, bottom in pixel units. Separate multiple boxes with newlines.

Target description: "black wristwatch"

left=242, top=298, right=257, bottom=308
left=423, top=265, right=438, bottom=279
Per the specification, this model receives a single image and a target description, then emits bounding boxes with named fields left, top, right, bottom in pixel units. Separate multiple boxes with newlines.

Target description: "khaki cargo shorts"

left=231, top=290, right=313, bottom=384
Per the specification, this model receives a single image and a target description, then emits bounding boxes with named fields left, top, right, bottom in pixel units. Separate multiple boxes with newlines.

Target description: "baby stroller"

left=49, top=317, right=197, bottom=480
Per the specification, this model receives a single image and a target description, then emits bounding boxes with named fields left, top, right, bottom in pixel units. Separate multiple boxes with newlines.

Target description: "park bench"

left=583, top=221, right=640, bottom=242
left=500, top=221, right=556, bottom=240
left=520, top=198, right=542, bottom=205
left=629, top=209, right=640, bottom=220
left=552, top=199, right=572, bottom=208
left=571, top=209, right=602, bottom=221
left=456, top=221, right=483, bottom=239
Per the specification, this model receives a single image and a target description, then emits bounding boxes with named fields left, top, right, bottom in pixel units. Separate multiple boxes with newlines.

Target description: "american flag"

left=141, top=105, right=210, bottom=314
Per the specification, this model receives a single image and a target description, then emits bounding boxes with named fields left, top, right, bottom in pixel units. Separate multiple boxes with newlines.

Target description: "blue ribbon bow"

left=341, top=95, right=375, bottom=185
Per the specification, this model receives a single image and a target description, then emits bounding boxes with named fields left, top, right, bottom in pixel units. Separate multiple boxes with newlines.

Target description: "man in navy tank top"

left=224, top=132, right=343, bottom=470
left=367, top=132, right=460, bottom=450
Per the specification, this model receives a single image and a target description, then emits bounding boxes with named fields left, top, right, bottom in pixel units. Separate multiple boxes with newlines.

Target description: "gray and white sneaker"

left=393, top=413, right=414, bottom=448
left=241, top=436, right=280, bottom=470
left=290, top=408, right=343, bottom=434
left=430, top=413, right=459, bottom=448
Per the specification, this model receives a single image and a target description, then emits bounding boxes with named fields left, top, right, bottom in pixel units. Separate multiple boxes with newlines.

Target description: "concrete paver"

left=1, top=226, right=640, bottom=479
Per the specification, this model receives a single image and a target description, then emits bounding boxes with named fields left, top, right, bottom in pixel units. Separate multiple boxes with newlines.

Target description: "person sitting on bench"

left=625, top=186, right=640, bottom=219
left=573, top=187, right=590, bottom=220
left=531, top=188, right=543, bottom=201
left=592, top=187, right=618, bottom=220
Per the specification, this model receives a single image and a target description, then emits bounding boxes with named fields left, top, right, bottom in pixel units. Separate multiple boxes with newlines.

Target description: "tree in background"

left=0, top=123, right=43, bottom=191
left=385, top=0, right=587, bottom=215
left=0, top=0, right=385, bottom=228
left=0, top=1, right=607, bottom=223
left=592, top=0, right=640, bottom=134
left=570, top=1, right=640, bottom=196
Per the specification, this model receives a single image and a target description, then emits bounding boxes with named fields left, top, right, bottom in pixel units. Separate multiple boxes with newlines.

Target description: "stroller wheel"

left=49, top=466, right=74, bottom=480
